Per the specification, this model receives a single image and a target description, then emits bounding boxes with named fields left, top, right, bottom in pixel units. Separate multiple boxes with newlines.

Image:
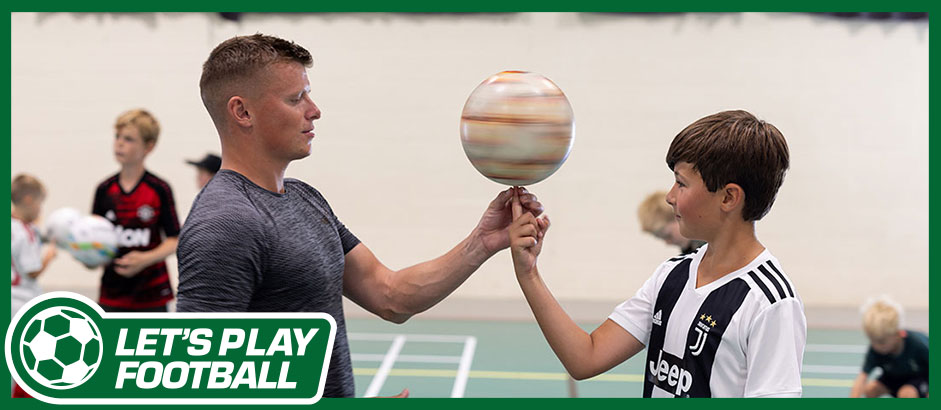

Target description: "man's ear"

left=228, top=96, right=252, bottom=128
left=719, top=183, right=745, bottom=214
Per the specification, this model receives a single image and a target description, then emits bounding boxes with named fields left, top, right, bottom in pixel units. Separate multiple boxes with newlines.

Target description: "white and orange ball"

left=460, top=71, right=575, bottom=186
left=66, top=215, right=118, bottom=267
left=44, top=207, right=82, bottom=247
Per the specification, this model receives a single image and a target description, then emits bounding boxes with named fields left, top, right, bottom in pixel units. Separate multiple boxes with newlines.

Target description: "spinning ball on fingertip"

left=460, top=71, right=575, bottom=186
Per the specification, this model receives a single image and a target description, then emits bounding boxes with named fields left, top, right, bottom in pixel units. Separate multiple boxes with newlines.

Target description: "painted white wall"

left=11, top=12, right=928, bottom=312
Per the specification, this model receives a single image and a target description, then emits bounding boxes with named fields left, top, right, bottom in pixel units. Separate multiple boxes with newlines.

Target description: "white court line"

left=352, top=353, right=462, bottom=364
left=802, top=365, right=861, bottom=375
left=363, top=335, right=406, bottom=397
left=349, top=332, right=472, bottom=343
left=451, top=336, right=477, bottom=398
left=805, top=344, right=866, bottom=354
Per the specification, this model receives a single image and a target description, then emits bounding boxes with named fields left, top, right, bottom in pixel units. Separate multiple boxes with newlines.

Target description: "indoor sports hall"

left=10, top=12, right=928, bottom=398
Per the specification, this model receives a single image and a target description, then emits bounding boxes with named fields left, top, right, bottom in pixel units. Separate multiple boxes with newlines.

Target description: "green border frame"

left=4, top=3, right=935, bottom=409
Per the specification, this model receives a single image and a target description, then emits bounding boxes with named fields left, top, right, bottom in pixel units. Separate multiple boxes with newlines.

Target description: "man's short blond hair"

left=861, top=296, right=904, bottom=341
left=11, top=174, right=45, bottom=205
left=115, top=109, right=160, bottom=146
left=199, top=33, right=313, bottom=128
left=637, top=191, right=673, bottom=233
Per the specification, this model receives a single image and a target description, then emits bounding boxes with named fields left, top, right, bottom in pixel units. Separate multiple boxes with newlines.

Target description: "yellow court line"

left=799, top=378, right=854, bottom=388
left=354, top=368, right=566, bottom=380
left=590, top=374, right=645, bottom=382
left=354, top=368, right=852, bottom=387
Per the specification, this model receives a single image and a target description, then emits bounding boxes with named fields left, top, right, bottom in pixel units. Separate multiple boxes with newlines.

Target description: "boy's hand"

left=43, top=245, right=58, bottom=261
left=474, top=187, right=543, bottom=257
left=28, top=246, right=58, bottom=279
left=113, top=251, right=151, bottom=277
left=509, top=187, right=550, bottom=277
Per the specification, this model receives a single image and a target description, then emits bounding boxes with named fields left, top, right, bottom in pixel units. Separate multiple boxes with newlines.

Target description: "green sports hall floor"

left=347, top=317, right=873, bottom=398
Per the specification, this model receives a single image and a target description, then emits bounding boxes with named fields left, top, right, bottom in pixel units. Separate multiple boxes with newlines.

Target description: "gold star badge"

left=711, top=320, right=717, bottom=327
left=705, top=315, right=713, bottom=322
left=700, top=314, right=706, bottom=320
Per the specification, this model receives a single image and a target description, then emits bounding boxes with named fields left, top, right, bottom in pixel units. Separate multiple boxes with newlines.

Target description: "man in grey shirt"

left=177, top=34, right=543, bottom=398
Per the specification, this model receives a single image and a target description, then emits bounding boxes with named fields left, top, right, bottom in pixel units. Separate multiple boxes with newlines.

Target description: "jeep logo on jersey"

left=137, top=205, right=155, bottom=223
left=648, top=349, right=692, bottom=397
left=116, top=227, right=150, bottom=247
left=688, top=313, right=716, bottom=356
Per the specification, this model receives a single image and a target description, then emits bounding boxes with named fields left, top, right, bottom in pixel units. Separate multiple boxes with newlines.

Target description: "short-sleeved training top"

left=11, top=217, right=43, bottom=315
left=862, top=330, right=929, bottom=382
left=93, top=171, right=181, bottom=309
left=176, top=170, right=361, bottom=398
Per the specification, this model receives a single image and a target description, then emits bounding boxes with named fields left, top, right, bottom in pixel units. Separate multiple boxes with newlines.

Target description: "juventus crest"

left=688, top=313, right=717, bottom=356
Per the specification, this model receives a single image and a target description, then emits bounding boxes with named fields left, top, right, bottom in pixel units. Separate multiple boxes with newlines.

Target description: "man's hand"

left=475, top=187, right=544, bottom=256
left=509, top=188, right=550, bottom=277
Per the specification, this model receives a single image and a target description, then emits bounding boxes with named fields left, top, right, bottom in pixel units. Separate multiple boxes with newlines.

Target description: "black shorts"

left=878, top=374, right=929, bottom=398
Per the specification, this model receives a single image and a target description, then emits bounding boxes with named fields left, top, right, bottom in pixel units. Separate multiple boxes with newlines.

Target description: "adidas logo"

left=652, top=310, right=663, bottom=326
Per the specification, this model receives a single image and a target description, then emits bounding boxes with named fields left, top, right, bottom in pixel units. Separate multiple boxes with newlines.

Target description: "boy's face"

left=651, top=221, right=691, bottom=249
left=114, top=125, right=153, bottom=167
left=16, top=193, right=45, bottom=223
left=247, top=62, right=321, bottom=163
left=666, top=162, right=722, bottom=241
left=869, top=331, right=904, bottom=355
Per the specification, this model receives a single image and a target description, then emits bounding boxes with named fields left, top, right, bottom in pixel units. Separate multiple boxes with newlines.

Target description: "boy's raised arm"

left=509, top=189, right=645, bottom=380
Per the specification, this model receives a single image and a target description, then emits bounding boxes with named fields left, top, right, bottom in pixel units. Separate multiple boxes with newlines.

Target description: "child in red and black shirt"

left=92, top=109, right=180, bottom=312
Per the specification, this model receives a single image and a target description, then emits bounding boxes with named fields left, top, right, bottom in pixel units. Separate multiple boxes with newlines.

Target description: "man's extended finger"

left=494, top=187, right=514, bottom=207
left=511, top=186, right=523, bottom=219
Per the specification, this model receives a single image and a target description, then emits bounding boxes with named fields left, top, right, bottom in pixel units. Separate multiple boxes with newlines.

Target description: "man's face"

left=665, top=162, right=722, bottom=241
left=247, top=62, right=321, bottom=162
left=114, top=125, right=152, bottom=167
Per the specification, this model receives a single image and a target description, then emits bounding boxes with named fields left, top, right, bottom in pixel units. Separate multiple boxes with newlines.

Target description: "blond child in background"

left=11, top=174, right=57, bottom=317
left=849, top=297, right=929, bottom=398
left=91, top=109, right=181, bottom=312
left=637, top=190, right=705, bottom=255
left=11, top=174, right=57, bottom=399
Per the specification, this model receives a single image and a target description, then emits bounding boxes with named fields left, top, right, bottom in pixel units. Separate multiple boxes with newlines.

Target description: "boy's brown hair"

left=199, top=33, right=313, bottom=126
left=115, top=109, right=161, bottom=146
left=11, top=174, right=45, bottom=205
left=666, top=110, right=789, bottom=221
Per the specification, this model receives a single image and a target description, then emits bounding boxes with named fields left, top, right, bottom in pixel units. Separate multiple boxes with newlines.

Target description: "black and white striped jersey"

left=609, top=245, right=806, bottom=397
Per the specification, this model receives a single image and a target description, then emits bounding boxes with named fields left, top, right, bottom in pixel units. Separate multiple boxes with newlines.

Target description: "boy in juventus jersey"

left=509, top=110, right=805, bottom=397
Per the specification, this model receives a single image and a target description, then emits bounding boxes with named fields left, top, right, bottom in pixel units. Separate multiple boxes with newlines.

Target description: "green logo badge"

left=6, top=292, right=336, bottom=405
left=20, top=304, right=102, bottom=389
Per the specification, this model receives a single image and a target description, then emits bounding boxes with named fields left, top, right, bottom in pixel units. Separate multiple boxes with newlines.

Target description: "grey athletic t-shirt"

left=176, top=170, right=360, bottom=398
